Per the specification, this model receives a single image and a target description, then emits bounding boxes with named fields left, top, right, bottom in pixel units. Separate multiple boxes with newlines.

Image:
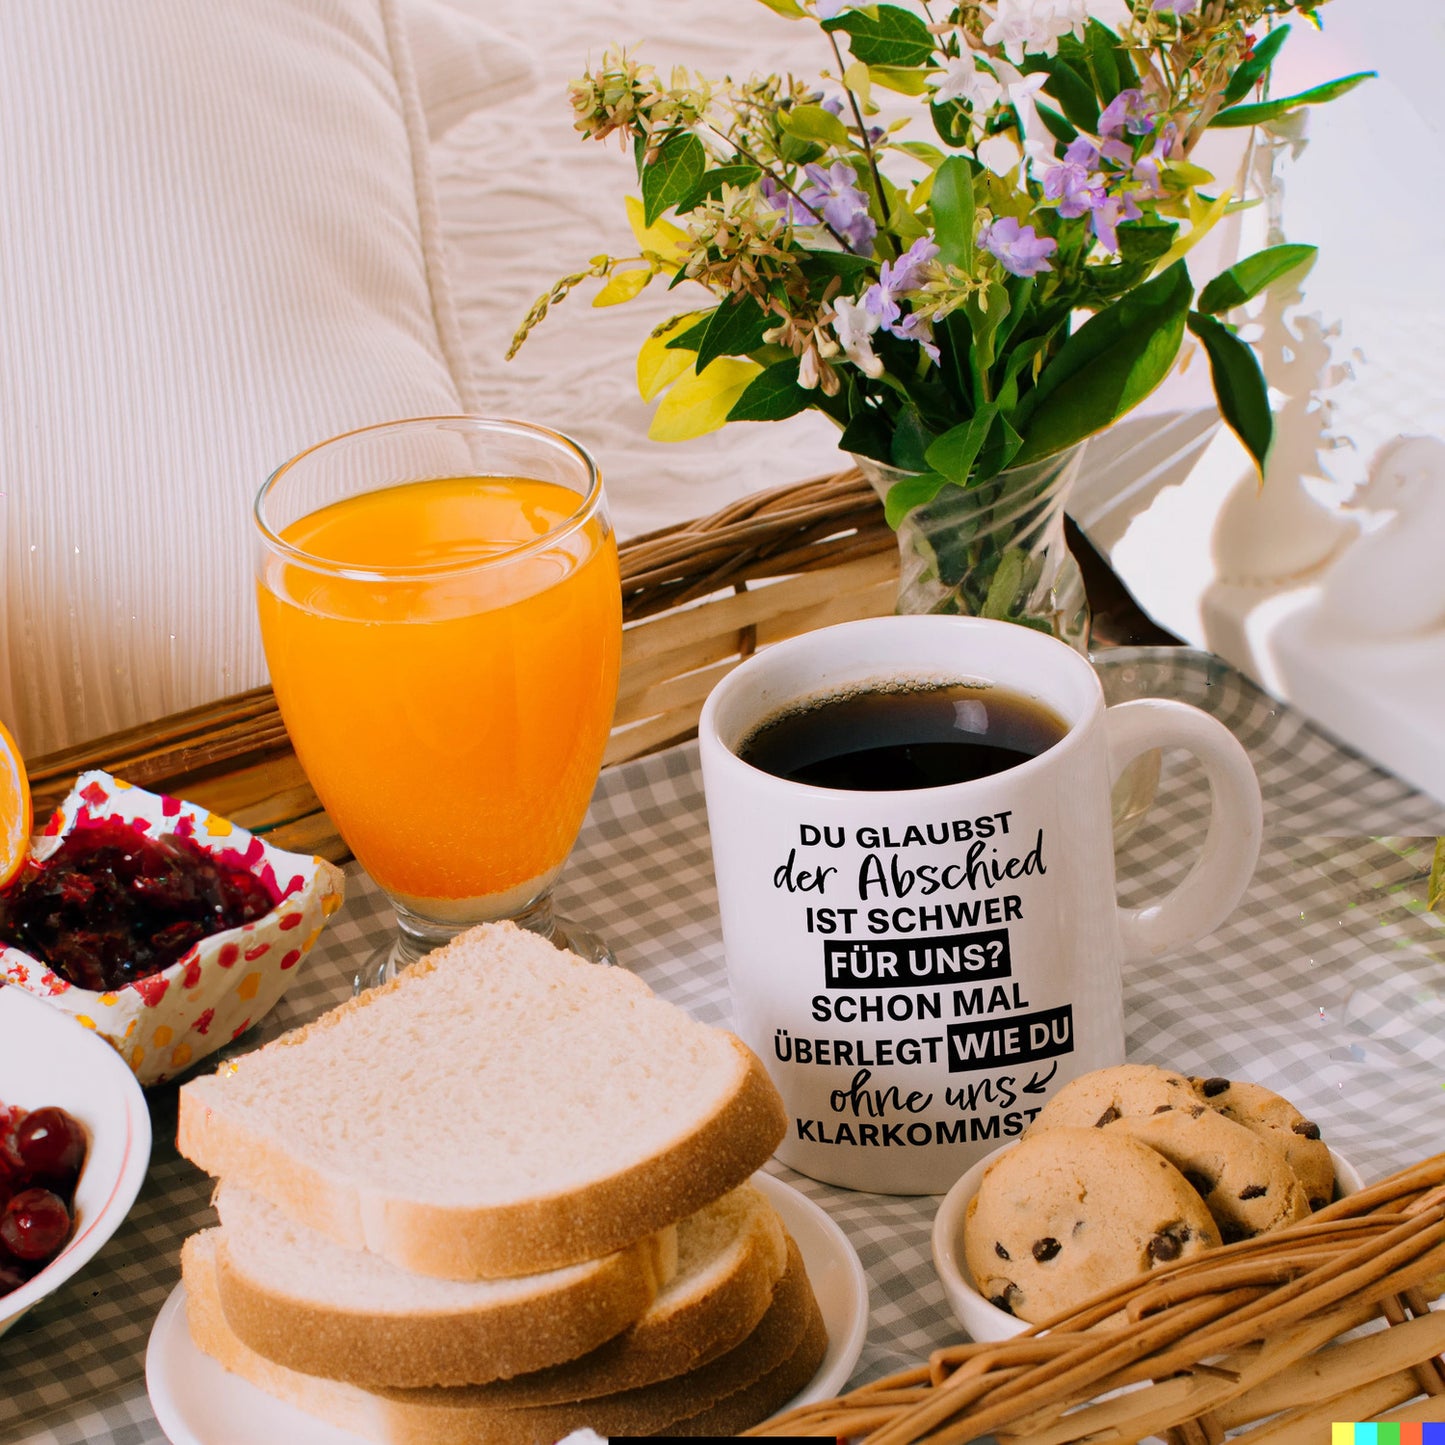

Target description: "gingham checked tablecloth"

left=4, top=647, right=1445, bottom=1445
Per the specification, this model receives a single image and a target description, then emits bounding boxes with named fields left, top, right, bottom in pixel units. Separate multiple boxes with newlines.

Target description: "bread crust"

left=185, top=1232, right=827, bottom=1444
left=435, top=1182, right=788, bottom=1405
left=213, top=1224, right=673, bottom=1388
left=176, top=929, right=788, bottom=1279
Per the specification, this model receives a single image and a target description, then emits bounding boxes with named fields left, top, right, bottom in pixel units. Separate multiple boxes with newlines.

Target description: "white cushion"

left=403, top=0, right=537, bottom=140
left=0, top=0, right=484, bottom=757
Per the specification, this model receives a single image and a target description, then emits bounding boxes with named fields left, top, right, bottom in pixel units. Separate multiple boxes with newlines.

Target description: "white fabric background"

left=0, top=0, right=481, bottom=758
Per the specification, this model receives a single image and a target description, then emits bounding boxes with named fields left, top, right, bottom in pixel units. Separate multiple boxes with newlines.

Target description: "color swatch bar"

left=1332, top=1424, right=1445, bottom=1444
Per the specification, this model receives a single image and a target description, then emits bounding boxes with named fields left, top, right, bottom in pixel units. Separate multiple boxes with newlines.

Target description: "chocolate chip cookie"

left=962, top=1126, right=1221, bottom=1325
left=1029, top=1063, right=1205, bottom=1131
left=1110, top=1107, right=1312, bottom=1242
left=1193, top=1076, right=1334, bottom=1210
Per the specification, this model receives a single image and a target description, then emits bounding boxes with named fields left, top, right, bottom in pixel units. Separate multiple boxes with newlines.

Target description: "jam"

left=0, top=819, right=278, bottom=991
left=0, top=1101, right=87, bottom=1297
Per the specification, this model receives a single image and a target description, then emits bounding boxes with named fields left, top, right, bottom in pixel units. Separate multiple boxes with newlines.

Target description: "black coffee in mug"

left=737, top=680, right=1068, bottom=791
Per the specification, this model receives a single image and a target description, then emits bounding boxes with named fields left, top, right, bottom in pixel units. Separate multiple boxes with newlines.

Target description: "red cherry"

left=0, top=1187, right=72, bottom=1262
left=15, top=1107, right=86, bottom=1189
left=0, top=1256, right=31, bottom=1298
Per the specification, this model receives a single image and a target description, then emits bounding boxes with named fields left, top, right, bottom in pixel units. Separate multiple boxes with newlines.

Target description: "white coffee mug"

left=698, top=616, right=1263, bottom=1194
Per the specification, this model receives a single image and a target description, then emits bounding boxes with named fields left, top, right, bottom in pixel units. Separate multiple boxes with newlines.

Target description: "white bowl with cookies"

left=931, top=1064, right=1364, bottom=1343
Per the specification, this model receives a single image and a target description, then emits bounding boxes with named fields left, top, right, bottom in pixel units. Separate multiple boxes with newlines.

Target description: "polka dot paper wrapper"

left=0, top=770, right=345, bottom=1085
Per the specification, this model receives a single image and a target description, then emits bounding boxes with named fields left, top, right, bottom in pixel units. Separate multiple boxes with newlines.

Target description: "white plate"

left=146, top=1171, right=869, bottom=1444
left=0, top=983, right=152, bottom=1335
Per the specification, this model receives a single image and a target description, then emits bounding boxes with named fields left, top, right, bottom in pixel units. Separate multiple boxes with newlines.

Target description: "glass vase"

left=857, top=442, right=1090, bottom=653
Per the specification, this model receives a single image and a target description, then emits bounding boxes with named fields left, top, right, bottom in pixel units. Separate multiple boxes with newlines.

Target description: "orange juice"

left=256, top=477, right=621, bottom=909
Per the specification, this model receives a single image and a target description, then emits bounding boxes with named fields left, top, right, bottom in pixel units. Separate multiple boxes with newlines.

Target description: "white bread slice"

left=183, top=1231, right=827, bottom=1444
left=212, top=1180, right=786, bottom=1390
left=213, top=1186, right=676, bottom=1387
left=176, top=923, right=787, bottom=1279
left=459, top=1180, right=789, bottom=1404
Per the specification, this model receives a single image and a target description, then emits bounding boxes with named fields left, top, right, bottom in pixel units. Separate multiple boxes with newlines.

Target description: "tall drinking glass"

left=254, top=417, right=622, bottom=989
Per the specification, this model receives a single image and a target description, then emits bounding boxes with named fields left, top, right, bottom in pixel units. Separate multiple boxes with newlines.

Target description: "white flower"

left=977, top=133, right=1024, bottom=176
left=981, top=0, right=1088, bottom=63
left=931, top=55, right=1003, bottom=111
left=829, top=296, right=884, bottom=378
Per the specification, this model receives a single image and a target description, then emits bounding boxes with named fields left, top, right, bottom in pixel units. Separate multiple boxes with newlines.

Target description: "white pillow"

left=0, top=0, right=491, bottom=758
left=403, top=0, right=537, bottom=140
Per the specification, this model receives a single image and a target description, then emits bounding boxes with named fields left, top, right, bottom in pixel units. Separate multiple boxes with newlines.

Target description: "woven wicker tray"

left=755, top=1155, right=1445, bottom=1443
left=24, top=467, right=899, bottom=859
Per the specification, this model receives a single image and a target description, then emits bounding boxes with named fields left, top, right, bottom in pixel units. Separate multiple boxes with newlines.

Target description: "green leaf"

left=1083, top=21, right=1120, bottom=103
left=780, top=103, right=852, bottom=149
left=641, top=131, right=707, bottom=226
left=868, top=64, right=933, bottom=96
left=1034, top=101, right=1077, bottom=148
left=924, top=404, right=999, bottom=488
left=930, top=101, right=972, bottom=148
left=1187, top=311, right=1273, bottom=473
left=895, top=139, right=947, bottom=166
left=1211, top=72, right=1374, bottom=128
left=839, top=406, right=894, bottom=465
left=727, top=357, right=811, bottom=422
left=974, top=410, right=1023, bottom=480
left=1021, top=55, right=1099, bottom=133
left=981, top=548, right=1029, bottom=620
left=822, top=5, right=936, bottom=68
left=1197, top=243, right=1317, bottom=313
left=883, top=470, right=950, bottom=528
left=665, top=311, right=714, bottom=351
left=1429, top=839, right=1445, bottom=916
left=1013, top=260, right=1192, bottom=465
left=674, top=164, right=762, bottom=213
left=695, top=294, right=771, bottom=372
left=889, top=406, right=934, bottom=473
left=1222, top=25, right=1291, bottom=106
left=929, top=156, right=976, bottom=271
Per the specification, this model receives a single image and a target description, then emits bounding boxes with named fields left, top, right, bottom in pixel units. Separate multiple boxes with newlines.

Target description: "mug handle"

left=1105, top=699, right=1263, bottom=964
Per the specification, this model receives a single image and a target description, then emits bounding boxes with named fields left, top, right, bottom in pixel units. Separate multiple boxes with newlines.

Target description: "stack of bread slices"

left=175, top=923, right=825, bottom=1443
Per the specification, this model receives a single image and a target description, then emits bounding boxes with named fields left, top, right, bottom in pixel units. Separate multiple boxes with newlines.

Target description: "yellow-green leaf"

left=754, top=0, right=807, bottom=16
left=843, top=61, right=873, bottom=110
left=1155, top=189, right=1234, bottom=272
left=868, top=64, right=933, bottom=96
left=648, top=359, right=762, bottom=442
left=625, top=195, right=688, bottom=264
left=592, top=268, right=653, bottom=307
left=636, top=319, right=702, bottom=401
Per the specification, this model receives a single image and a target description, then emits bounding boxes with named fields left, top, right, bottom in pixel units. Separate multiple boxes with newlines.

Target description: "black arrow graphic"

left=1022, top=1060, right=1059, bottom=1094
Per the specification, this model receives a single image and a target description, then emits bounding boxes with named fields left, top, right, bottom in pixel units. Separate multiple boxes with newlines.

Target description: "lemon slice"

left=0, top=719, right=32, bottom=889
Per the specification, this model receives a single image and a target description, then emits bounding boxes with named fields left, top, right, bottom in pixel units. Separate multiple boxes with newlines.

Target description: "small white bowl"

left=0, top=983, right=152, bottom=1335
left=931, top=1140, right=1364, bottom=1342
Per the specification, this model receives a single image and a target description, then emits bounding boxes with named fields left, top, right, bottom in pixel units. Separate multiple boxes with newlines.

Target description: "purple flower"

left=1099, top=88, right=1157, bottom=139
left=1063, top=135, right=1101, bottom=169
left=979, top=216, right=1057, bottom=277
left=1042, top=156, right=1105, bottom=219
left=798, top=161, right=877, bottom=254
left=893, top=311, right=940, bottom=364
left=881, top=237, right=940, bottom=294
left=1153, top=0, right=1198, bottom=13
left=758, top=176, right=816, bottom=227
left=1091, top=192, right=1142, bottom=252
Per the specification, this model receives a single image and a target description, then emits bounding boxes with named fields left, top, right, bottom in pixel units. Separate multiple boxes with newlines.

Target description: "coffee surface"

left=738, top=681, right=1067, bottom=791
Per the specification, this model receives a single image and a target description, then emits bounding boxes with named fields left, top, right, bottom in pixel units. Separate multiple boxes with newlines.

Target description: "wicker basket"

left=24, top=466, right=898, bottom=859
left=753, top=1155, right=1445, bottom=1443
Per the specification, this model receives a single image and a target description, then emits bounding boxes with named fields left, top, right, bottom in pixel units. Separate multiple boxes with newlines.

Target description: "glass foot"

left=551, top=917, right=616, bottom=967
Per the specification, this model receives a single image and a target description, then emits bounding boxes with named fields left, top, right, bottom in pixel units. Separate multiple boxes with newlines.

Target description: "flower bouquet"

left=512, top=0, right=1368, bottom=638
